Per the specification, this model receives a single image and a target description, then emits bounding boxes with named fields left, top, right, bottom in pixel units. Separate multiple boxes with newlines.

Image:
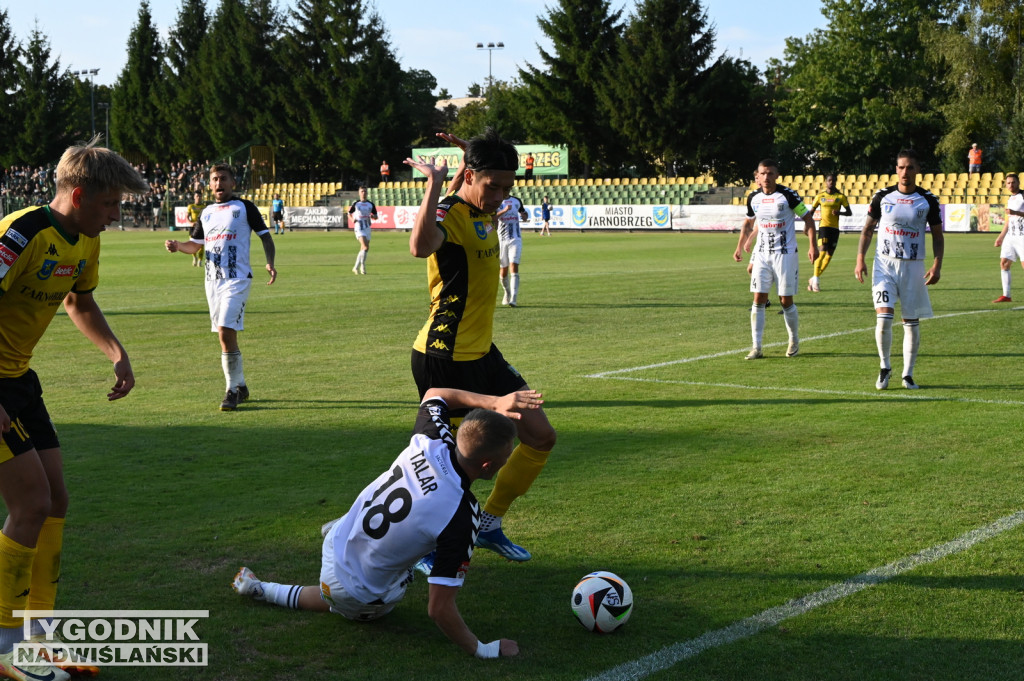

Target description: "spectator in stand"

left=968, top=143, right=982, bottom=175
left=380, top=160, right=390, bottom=183
left=523, top=153, right=534, bottom=182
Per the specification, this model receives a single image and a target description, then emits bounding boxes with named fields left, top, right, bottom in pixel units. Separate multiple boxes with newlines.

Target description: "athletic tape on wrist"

left=475, top=640, right=500, bottom=659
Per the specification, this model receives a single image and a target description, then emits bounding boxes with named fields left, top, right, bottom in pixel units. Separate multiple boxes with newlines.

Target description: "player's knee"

left=523, top=424, right=556, bottom=452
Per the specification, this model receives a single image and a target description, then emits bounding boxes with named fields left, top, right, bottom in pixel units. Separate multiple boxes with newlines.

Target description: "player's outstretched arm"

left=165, top=239, right=201, bottom=255
left=63, top=291, right=134, bottom=400
left=405, top=157, right=448, bottom=257
left=427, top=583, right=518, bottom=658
left=424, top=388, right=542, bottom=419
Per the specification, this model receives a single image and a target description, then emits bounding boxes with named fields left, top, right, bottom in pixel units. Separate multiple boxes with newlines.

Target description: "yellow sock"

left=0, top=531, right=37, bottom=630
left=818, top=252, right=833, bottom=275
left=27, top=518, right=64, bottom=614
left=483, top=444, right=550, bottom=517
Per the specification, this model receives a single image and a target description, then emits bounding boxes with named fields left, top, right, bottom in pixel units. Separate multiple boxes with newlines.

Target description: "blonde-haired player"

left=0, top=137, right=148, bottom=681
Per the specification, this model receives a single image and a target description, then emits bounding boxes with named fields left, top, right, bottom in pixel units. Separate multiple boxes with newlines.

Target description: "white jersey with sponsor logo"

left=348, top=199, right=377, bottom=228
left=868, top=186, right=941, bottom=261
left=1007, top=192, right=1024, bottom=238
left=497, top=197, right=525, bottom=242
left=329, top=397, right=479, bottom=604
left=746, top=185, right=808, bottom=255
left=190, top=197, right=268, bottom=281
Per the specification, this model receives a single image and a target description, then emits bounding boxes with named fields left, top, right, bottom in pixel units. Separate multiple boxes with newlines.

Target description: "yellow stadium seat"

left=629, top=178, right=639, bottom=185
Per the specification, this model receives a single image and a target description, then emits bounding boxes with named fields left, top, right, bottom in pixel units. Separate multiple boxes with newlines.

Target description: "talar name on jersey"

left=407, top=449, right=438, bottom=495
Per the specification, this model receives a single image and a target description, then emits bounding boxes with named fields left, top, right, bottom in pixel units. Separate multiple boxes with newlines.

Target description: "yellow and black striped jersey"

left=413, top=194, right=499, bottom=361
left=0, top=206, right=101, bottom=377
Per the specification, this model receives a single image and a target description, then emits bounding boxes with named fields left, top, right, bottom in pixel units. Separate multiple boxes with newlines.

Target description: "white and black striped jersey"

left=745, top=185, right=808, bottom=255
left=868, top=186, right=941, bottom=261
left=328, top=397, right=479, bottom=604
left=348, top=199, right=377, bottom=228
left=497, top=196, right=526, bottom=241
left=1007, top=192, right=1024, bottom=238
left=190, top=197, right=269, bottom=280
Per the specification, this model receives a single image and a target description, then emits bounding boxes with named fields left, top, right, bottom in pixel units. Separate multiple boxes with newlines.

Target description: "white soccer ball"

left=571, top=571, right=633, bottom=633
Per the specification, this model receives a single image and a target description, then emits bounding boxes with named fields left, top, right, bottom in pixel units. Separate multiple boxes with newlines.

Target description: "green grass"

left=26, top=229, right=1024, bottom=680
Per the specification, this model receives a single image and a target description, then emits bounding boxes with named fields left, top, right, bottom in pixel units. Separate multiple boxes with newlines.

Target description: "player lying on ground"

left=233, top=387, right=544, bottom=658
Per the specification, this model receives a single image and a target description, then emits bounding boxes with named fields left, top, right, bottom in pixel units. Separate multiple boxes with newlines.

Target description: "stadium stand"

left=366, top=175, right=717, bottom=207
left=730, top=172, right=1014, bottom=206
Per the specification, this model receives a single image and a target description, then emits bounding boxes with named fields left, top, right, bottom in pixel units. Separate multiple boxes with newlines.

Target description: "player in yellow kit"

left=404, top=130, right=556, bottom=563
left=0, top=138, right=148, bottom=681
left=807, top=173, right=852, bottom=291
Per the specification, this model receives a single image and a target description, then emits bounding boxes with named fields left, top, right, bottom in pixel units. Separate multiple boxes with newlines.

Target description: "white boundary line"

left=586, top=510, right=1024, bottom=681
left=586, top=308, right=1008, bottom=379
left=585, top=308, right=1024, bottom=405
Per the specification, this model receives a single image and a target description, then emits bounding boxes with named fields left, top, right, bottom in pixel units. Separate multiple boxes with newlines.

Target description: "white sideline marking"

left=592, top=376, right=1024, bottom=406
left=586, top=510, right=1024, bottom=681
left=586, top=307, right=1012, bottom=379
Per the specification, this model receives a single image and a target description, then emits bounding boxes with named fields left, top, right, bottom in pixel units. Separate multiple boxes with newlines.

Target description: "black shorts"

left=818, top=227, right=841, bottom=255
left=411, top=345, right=527, bottom=414
left=0, top=369, right=59, bottom=462
left=272, top=211, right=283, bottom=222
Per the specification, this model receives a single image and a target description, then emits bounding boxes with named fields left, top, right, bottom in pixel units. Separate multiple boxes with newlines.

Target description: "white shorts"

left=750, top=251, right=799, bottom=296
left=318, top=528, right=402, bottom=621
left=871, top=257, right=933, bottom=319
left=499, top=238, right=522, bottom=267
left=354, top=220, right=372, bottom=241
left=999, top=236, right=1024, bottom=262
left=204, top=277, right=252, bottom=331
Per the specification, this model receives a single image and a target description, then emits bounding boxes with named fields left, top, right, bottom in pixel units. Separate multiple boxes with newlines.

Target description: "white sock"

left=876, top=313, right=894, bottom=369
left=500, top=276, right=510, bottom=298
left=510, top=273, right=519, bottom=302
left=222, top=351, right=244, bottom=391
left=751, top=303, right=766, bottom=349
left=479, top=511, right=501, bottom=533
left=1001, top=269, right=1011, bottom=297
left=903, top=320, right=920, bottom=378
left=260, top=581, right=304, bottom=609
left=782, top=303, right=798, bottom=343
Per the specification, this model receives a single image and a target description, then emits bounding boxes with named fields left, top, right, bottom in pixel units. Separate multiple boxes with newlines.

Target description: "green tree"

left=694, top=57, right=774, bottom=184
left=113, top=1, right=166, bottom=159
left=198, top=0, right=283, bottom=158
left=450, top=79, right=532, bottom=145
left=922, top=1, right=1024, bottom=171
left=0, top=8, right=20, bottom=160
left=600, top=0, right=716, bottom=175
left=772, top=0, right=956, bottom=174
left=7, top=28, right=75, bottom=167
left=278, top=0, right=433, bottom=182
left=159, top=0, right=211, bottom=159
left=518, top=0, right=625, bottom=176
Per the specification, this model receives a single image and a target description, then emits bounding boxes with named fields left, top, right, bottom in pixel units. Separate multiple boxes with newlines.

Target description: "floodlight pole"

left=475, top=41, right=504, bottom=89
left=77, top=68, right=100, bottom=137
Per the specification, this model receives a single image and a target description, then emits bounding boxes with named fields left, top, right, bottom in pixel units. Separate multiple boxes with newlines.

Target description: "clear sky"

left=6, top=0, right=825, bottom=97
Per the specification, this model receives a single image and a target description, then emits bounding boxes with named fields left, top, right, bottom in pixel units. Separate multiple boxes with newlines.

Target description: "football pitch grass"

left=31, top=228, right=1024, bottom=680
